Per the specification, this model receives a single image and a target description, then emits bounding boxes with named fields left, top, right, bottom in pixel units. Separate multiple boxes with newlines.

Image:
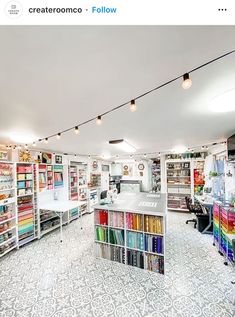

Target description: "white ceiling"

left=0, top=26, right=235, bottom=156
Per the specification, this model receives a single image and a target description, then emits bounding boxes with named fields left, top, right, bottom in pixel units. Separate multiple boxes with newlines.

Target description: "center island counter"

left=94, top=192, right=167, bottom=274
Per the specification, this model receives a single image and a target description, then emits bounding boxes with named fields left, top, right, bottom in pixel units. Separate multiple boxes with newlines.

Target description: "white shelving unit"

left=0, top=161, right=18, bottom=257
left=78, top=166, right=88, bottom=215
left=16, top=162, right=36, bottom=246
left=94, top=193, right=166, bottom=274
left=166, top=160, right=192, bottom=211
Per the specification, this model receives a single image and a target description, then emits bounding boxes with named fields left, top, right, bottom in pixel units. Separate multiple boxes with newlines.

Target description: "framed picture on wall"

left=0, top=151, right=8, bottom=161
left=42, top=152, right=52, bottom=164
left=55, top=155, right=63, bottom=164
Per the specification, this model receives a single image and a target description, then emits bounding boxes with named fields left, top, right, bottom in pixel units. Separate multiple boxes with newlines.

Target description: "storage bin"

left=18, top=181, right=25, bottom=189
left=17, top=174, right=26, bottom=181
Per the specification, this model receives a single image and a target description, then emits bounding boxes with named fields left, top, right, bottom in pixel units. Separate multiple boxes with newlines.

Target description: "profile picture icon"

left=5, top=1, right=23, bottom=18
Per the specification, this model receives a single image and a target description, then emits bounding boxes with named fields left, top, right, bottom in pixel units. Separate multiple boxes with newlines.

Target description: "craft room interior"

left=0, top=26, right=235, bottom=317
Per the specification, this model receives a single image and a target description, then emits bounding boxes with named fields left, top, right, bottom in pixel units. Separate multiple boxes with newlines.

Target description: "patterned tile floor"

left=0, top=212, right=235, bottom=317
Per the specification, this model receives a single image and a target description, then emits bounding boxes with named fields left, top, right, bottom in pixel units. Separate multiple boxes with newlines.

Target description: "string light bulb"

left=56, top=133, right=61, bottom=140
left=144, top=154, right=147, bottom=158
left=74, top=126, right=80, bottom=135
left=130, top=99, right=137, bottom=112
left=32, top=142, right=36, bottom=147
left=96, top=116, right=102, bottom=125
left=182, top=73, right=192, bottom=89
left=24, top=144, right=28, bottom=149
left=44, top=138, right=48, bottom=144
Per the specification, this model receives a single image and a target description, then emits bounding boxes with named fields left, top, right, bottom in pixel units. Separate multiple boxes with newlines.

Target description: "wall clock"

left=92, top=161, right=98, bottom=170
left=138, top=163, right=145, bottom=171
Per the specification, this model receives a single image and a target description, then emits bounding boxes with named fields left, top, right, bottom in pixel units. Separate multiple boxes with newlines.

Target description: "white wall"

left=115, top=160, right=151, bottom=192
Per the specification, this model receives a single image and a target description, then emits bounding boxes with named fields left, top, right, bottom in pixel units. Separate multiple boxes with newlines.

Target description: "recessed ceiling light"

left=109, top=139, right=136, bottom=153
left=209, top=89, right=235, bottom=113
left=9, top=132, right=35, bottom=144
left=172, top=145, right=187, bottom=153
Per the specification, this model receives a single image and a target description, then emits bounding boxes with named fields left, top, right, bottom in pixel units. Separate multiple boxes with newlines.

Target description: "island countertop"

left=94, top=192, right=167, bottom=216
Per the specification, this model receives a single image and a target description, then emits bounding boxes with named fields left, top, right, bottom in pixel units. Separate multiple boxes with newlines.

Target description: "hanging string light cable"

left=6, top=49, right=235, bottom=149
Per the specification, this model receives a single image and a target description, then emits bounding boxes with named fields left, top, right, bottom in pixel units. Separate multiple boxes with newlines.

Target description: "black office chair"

left=100, top=190, right=108, bottom=200
left=185, top=197, right=203, bottom=228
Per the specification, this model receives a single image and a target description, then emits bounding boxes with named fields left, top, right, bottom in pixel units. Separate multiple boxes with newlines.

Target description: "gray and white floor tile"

left=0, top=211, right=234, bottom=317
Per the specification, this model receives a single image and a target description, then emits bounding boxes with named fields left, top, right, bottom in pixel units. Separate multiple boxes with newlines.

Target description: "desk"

left=39, top=200, right=83, bottom=242
left=194, top=195, right=214, bottom=234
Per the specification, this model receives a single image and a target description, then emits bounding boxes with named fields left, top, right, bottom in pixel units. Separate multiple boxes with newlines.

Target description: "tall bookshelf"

left=54, top=165, right=63, bottom=188
left=166, top=160, right=191, bottom=211
left=193, top=160, right=205, bottom=196
left=47, top=165, right=54, bottom=190
left=0, top=162, right=17, bottom=257
left=33, top=164, right=39, bottom=238
left=16, top=163, right=36, bottom=246
left=69, top=165, right=78, bottom=201
left=94, top=201, right=166, bottom=274
left=38, top=164, right=47, bottom=192
left=151, top=159, right=161, bottom=192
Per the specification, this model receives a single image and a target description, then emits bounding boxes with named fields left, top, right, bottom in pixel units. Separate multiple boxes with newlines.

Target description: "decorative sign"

left=0, top=151, right=8, bottom=161
left=123, top=165, right=129, bottom=176
left=19, top=150, right=32, bottom=162
left=55, top=155, right=63, bottom=164
left=42, top=152, right=52, bottom=164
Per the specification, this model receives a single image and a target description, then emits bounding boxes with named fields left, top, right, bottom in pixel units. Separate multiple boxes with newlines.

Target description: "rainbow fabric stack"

left=220, top=206, right=235, bottom=262
left=213, top=203, right=220, bottom=246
